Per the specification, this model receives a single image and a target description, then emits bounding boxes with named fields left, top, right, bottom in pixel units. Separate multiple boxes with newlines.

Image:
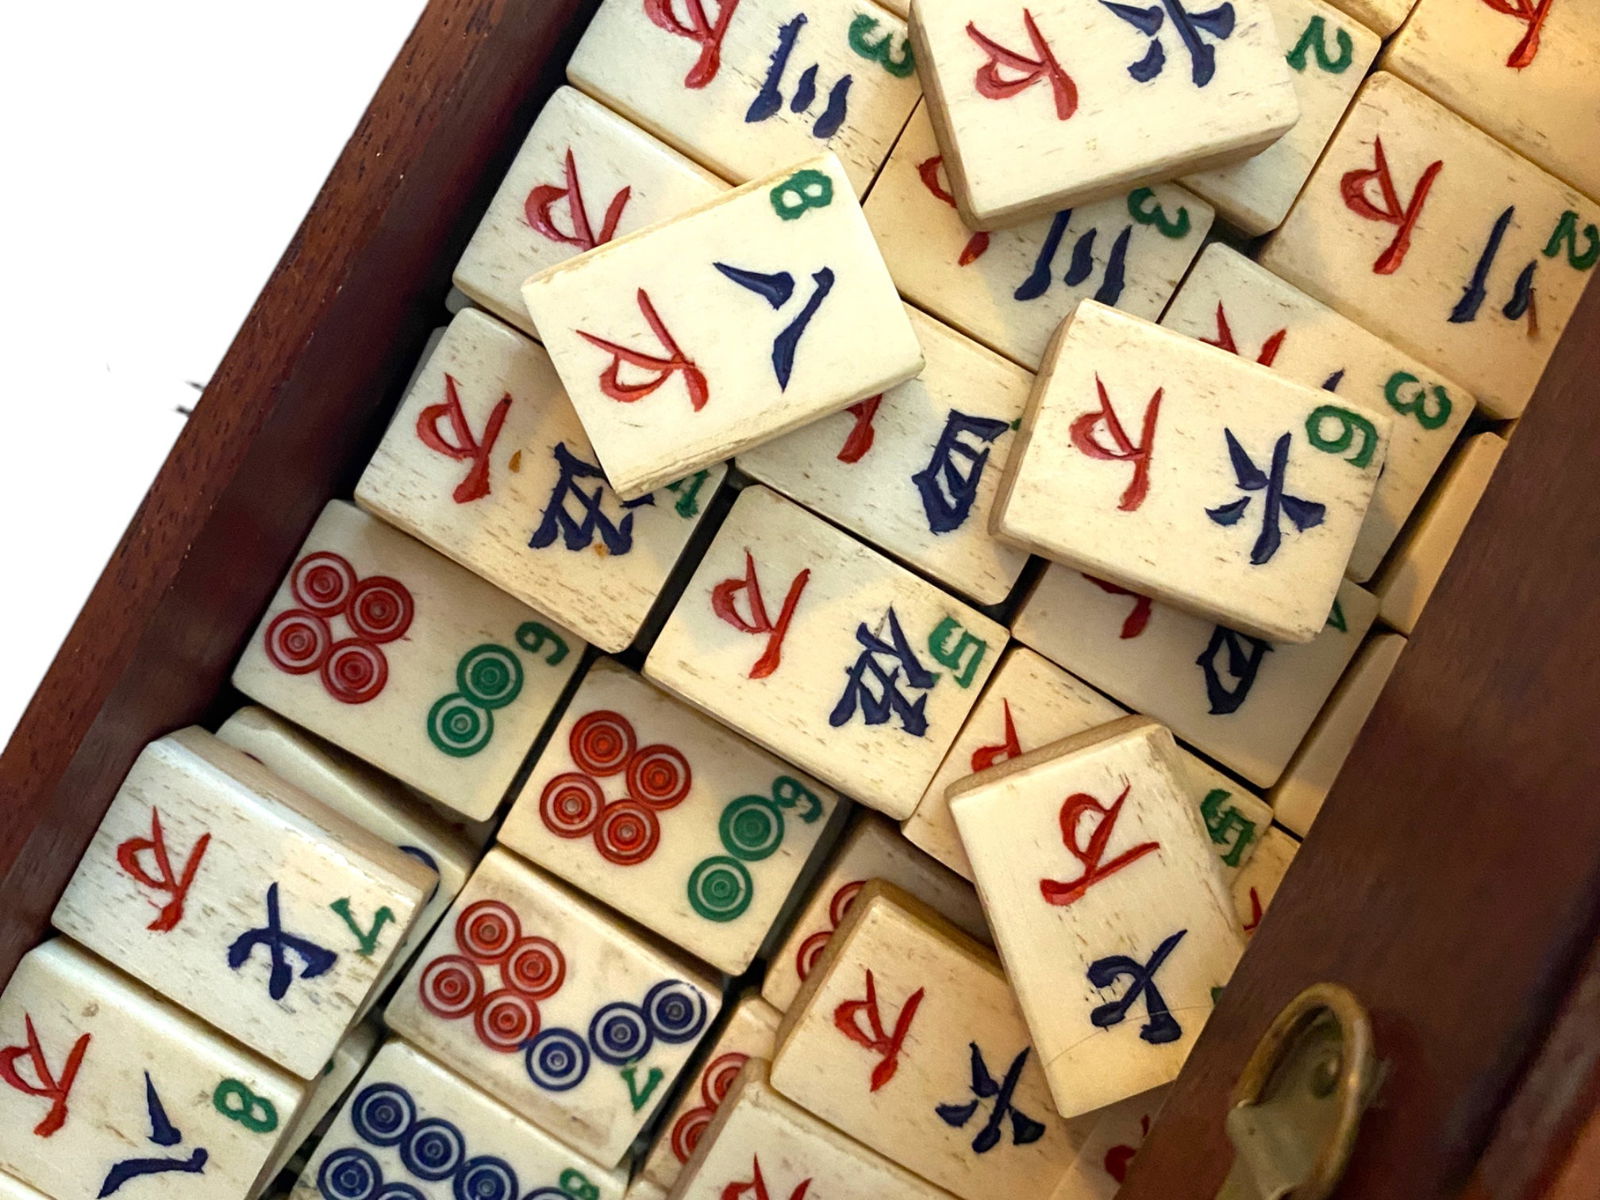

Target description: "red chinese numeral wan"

left=915, top=156, right=991, bottom=265
left=0, top=1016, right=91, bottom=1137
left=263, top=551, right=414, bottom=704
left=526, top=149, right=631, bottom=251
left=115, top=807, right=211, bottom=932
left=834, top=968, right=926, bottom=1092
left=967, top=9, right=1078, bottom=119
left=577, top=289, right=710, bottom=411
left=721, top=1156, right=812, bottom=1200
left=794, top=880, right=864, bottom=981
left=971, top=699, right=1023, bottom=771
left=416, top=373, right=512, bottom=504
left=1340, top=136, right=1444, bottom=275
left=671, top=1051, right=749, bottom=1163
left=1481, top=0, right=1555, bottom=69
left=712, top=550, right=811, bottom=679
left=1085, top=575, right=1154, bottom=639
left=538, top=710, right=693, bottom=865
left=837, top=395, right=884, bottom=463
left=1039, top=784, right=1161, bottom=907
left=645, top=0, right=742, bottom=88
left=1203, top=303, right=1286, bottom=366
left=417, top=900, right=567, bottom=1052
left=1071, top=376, right=1163, bottom=512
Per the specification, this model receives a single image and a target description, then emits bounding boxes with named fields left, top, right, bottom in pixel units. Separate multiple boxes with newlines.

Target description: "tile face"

left=670, top=1061, right=949, bottom=1199
left=1386, top=0, right=1600, bottom=205
left=769, top=887, right=1083, bottom=1200
left=739, top=306, right=1033, bottom=604
left=0, top=1174, right=45, bottom=1199
left=523, top=155, right=922, bottom=500
left=1232, top=826, right=1300, bottom=935
left=645, top=486, right=1005, bottom=819
left=233, top=500, right=585, bottom=821
left=1323, top=0, right=1413, bottom=34
left=910, top=0, right=1299, bottom=228
left=1014, top=565, right=1377, bottom=786
left=1162, top=244, right=1473, bottom=581
left=0, top=940, right=305, bottom=1200
left=289, top=1039, right=626, bottom=1200
left=1047, top=1089, right=1167, bottom=1200
left=1374, top=433, right=1508, bottom=634
left=1181, top=0, right=1380, bottom=236
left=216, top=707, right=476, bottom=1013
left=864, top=104, right=1213, bottom=371
left=453, top=86, right=726, bottom=337
left=567, top=0, right=921, bottom=196
left=763, top=813, right=988, bottom=1011
left=1272, top=632, right=1406, bottom=836
left=904, top=646, right=1271, bottom=881
left=950, top=718, right=1245, bottom=1116
left=261, top=1021, right=380, bottom=1188
left=51, top=728, right=431, bottom=1079
left=500, top=659, right=844, bottom=975
left=995, top=301, right=1387, bottom=643
left=1260, top=72, right=1600, bottom=419
left=356, top=309, right=725, bottom=654
left=385, top=848, right=720, bottom=1166
left=638, top=995, right=783, bottom=1191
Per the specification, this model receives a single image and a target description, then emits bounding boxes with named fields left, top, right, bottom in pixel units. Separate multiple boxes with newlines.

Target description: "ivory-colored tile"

left=1014, top=566, right=1377, bottom=786
left=864, top=103, right=1214, bottom=371
left=1385, top=0, right=1600, bottom=205
left=1181, top=0, right=1380, bottom=235
left=668, top=1060, right=951, bottom=1199
left=770, top=885, right=1085, bottom=1199
left=51, top=728, right=431, bottom=1079
left=904, top=646, right=1271, bottom=881
left=950, top=718, right=1244, bottom=1117
left=1232, top=826, right=1300, bottom=935
left=0, top=1174, right=45, bottom=1199
left=1322, top=0, right=1413, bottom=35
left=995, top=301, right=1388, bottom=643
left=1271, top=632, right=1406, bottom=836
left=216, top=707, right=475, bottom=1014
left=638, top=995, right=783, bottom=1192
left=0, top=940, right=305, bottom=1200
left=645, top=485, right=1005, bottom=820
left=257, top=1020, right=380, bottom=1192
left=289, top=1039, right=626, bottom=1200
left=356, top=309, right=725, bottom=653
left=1161, top=244, right=1473, bottom=580
left=1374, top=433, right=1508, bottom=634
left=385, top=848, right=721, bottom=1166
left=232, top=500, right=585, bottom=821
left=523, top=155, right=922, bottom=500
left=763, top=813, right=988, bottom=1012
left=567, top=0, right=921, bottom=196
left=627, top=1179, right=670, bottom=1200
left=738, top=306, right=1033, bottom=604
left=1047, top=1088, right=1167, bottom=1200
left=453, top=86, right=727, bottom=337
left=909, top=0, right=1299, bottom=228
left=1260, top=72, right=1600, bottom=419
left=500, top=659, right=845, bottom=976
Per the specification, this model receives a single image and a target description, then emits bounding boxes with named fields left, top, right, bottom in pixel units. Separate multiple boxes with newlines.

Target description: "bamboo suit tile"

left=356, top=308, right=725, bottom=654
left=1260, top=72, right=1600, bottom=419
left=738, top=306, right=1034, bottom=605
left=1162, top=244, right=1473, bottom=581
left=385, top=848, right=721, bottom=1166
left=567, top=0, right=921, bottom=196
left=994, top=301, right=1388, bottom=643
left=769, top=886, right=1084, bottom=1199
left=0, top=940, right=305, bottom=1200
left=950, top=718, right=1245, bottom=1117
left=453, top=86, right=726, bottom=337
left=1013, top=566, right=1377, bottom=786
left=646, top=486, right=1004, bottom=820
left=863, top=104, right=1214, bottom=371
left=1047, top=1088, right=1168, bottom=1200
left=51, top=728, right=432, bottom=1079
left=233, top=500, right=585, bottom=821
left=258, top=1020, right=380, bottom=1191
left=909, top=0, right=1299, bottom=228
left=500, top=659, right=845, bottom=975
left=1232, top=826, right=1300, bottom=935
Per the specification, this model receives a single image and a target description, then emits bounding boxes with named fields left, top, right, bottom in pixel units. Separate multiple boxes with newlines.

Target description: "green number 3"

left=848, top=14, right=915, bottom=76
left=1128, top=188, right=1192, bottom=240
left=1384, top=371, right=1452, bottom=431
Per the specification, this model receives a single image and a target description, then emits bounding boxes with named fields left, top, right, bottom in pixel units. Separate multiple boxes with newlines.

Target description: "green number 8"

left=771, top=169, right=834, bottom=221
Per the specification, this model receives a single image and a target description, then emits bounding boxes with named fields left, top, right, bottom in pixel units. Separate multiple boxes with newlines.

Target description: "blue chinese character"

left=98, top=1074, right=208, bottom=1196
left=912, top=410, right=1011, bottom=534
left=1087, top=929, right=1187, bottom=1045
left=935, top=1043, right=1046, bottom=1153
left=1196, top=626, right=1272, bottom=715
left=1015, top=210, right=1131, bottom=305
left=746, top=13, right=853, bottom=138
left=1206, top=430, right=1326, bottom=565
left=1449, top=206, right=1539, bottom=328
left=529, top=442, right=655, bottom=556
left=1101, top=0, right=1236, bottom=86
left=226, top=882, right=338, bottom=1001
left=714, top=262, right=835, bottom=390
left=828, top=607, right=937, bottom=737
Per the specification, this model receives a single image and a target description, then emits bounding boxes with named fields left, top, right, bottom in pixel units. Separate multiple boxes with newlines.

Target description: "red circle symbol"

left=291, top=552, right=357, bottom=615
left=456, top=900, right=521, bottom=963
left=540, top=774, right=604, bottom=839
left=418, top=954, right=483, bottom=1020
left=595, top=800, right=661, bottom=866
left=474, top=989, right=540, bottom=1052
left=264, top=610, right=331, bottom=674
left=830, top=880, right=866, bottom=928
left=321, top=639, right=389, bottom=704
left=670, top=1107, right=714, bottom=1165
left=569, top=711, right=636, bottom=777
left=627, top=745, right=693, bottom=810
left=503, top=937, right=566, bottom=1001
left=701, top=1051, right=749, bottom=1105
left=345, top=576, right=414, bottom=644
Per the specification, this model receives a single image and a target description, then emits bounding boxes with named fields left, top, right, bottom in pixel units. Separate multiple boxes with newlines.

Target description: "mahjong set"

left=2, top=0, right=1594, bottom=1198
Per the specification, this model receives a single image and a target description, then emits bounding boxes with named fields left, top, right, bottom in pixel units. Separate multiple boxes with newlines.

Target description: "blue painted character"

left=714, top=262, right=835, bottom=390
left=1449, top=206, right=1538, bottom=328
left=912, top=410, right=1012, bottom=534
left=746, top=13, right=853, bottom=138
left=1206, top=430, right=1326, bottom=565
left=828, top=607, right=937, bottom=737
left=1014, top=210, right=1131, bottom=305
left=935, top=1043, right=1047, bottom=1153
left=1196, top=625, right=1272, bottom=715
left=529, top=442, right=655, bottom=556
left=98, top=1074, right=207, bottom=1196
left=1101, top=0, right=1236, bottom=86
left=1087, top=929, right=1187, bottom=1045
left=226, top=882, right=338, bottom=1001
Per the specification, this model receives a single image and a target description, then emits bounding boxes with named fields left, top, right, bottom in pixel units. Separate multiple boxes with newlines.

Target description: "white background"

left=0, top=2, right=429, bottom=748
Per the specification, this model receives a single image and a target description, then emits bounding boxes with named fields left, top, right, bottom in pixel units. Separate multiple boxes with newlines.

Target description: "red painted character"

left=1084, top=575, right=1154, bottom=639
left=1340, top=136, right=1444, bottom=275
left=577, top=289, right=710, bottom=411
left=711, top=551, right=811, bottom=679
left=416, top=373, right=513, bottom=504
left=115, top=807, right=212, bottom=933
left=526, top=149, right=631, bottom=252
left=915, top=156, right=991, bottom=265
left=645, top=0, right=743, bottom=88
left=967, top=9, right=1078, bottom=119
left=836, top=395, right=883, bottom=464
left=0, top=1016, right=90, bottom=1137
left=1481, top=0, right=1556, bottom=69
left=1202, top=302, right=1287, bottom=367
left=722, top=1156, right=811, bottom=1200
left=1242, top=886, right=1265, bottom=934
left=1070, top=376, right=1163, bottom=512
left=833, top=969, right=925, bottom=1092
left=1103, top=1113, right=1153, bottom=1182
left=970, top=699, right=1023, bottom=771
left=1039, top=784, right=1161, bottom=907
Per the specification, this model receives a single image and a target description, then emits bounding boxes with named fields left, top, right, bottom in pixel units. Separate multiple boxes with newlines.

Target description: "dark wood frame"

left=3, top=3, right=1597, bottom=1195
